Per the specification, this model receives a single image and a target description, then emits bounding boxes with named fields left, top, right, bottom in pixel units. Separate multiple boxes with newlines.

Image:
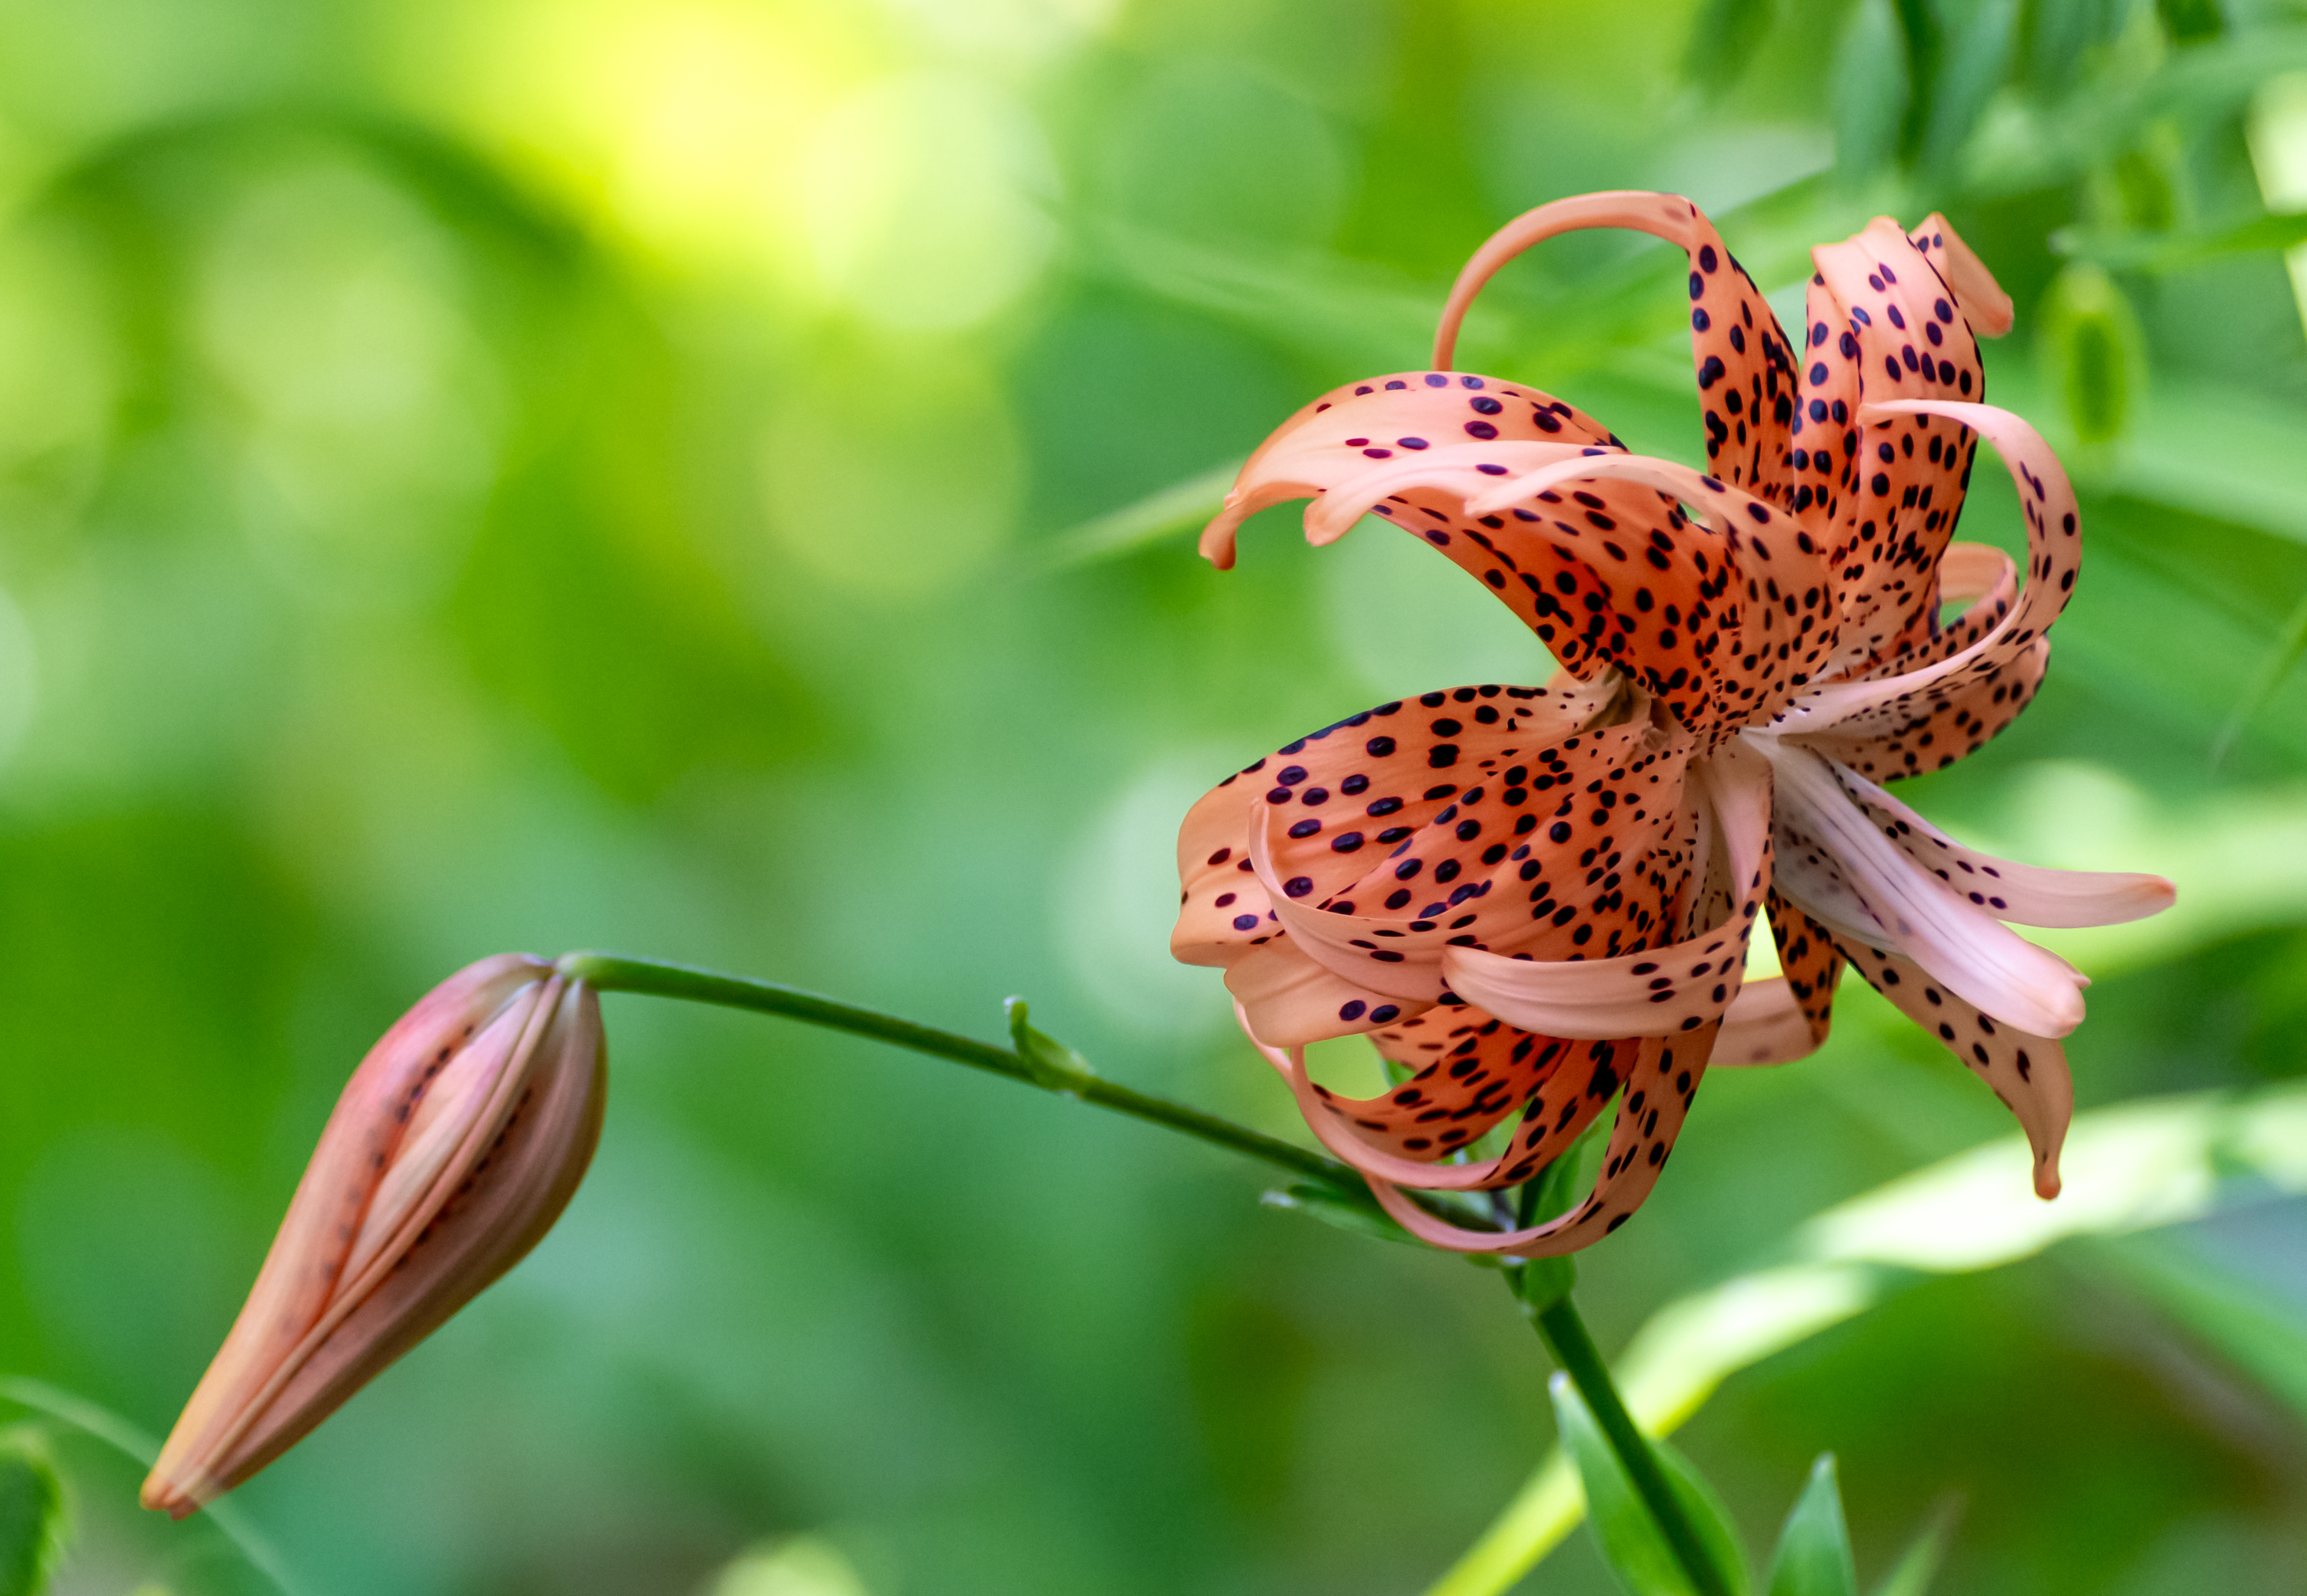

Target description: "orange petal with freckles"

left=1842, top=942, right=2070, bottom=1199
left=1444, top=739, right=1773, bottom=1037
left=1366, top=1024, right=1719, bottom=1255
left=1431, top=190, right=1800, bottom=505
left=1197, top=372, right=1618, bottom=570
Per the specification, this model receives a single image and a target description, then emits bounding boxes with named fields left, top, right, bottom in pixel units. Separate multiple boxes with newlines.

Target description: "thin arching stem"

left=558, top=950, right=1349, bottom=1187
left=560, top=949, right=1713, bottom=1591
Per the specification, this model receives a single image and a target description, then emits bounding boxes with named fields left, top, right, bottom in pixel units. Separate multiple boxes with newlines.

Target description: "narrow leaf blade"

left=1765, top=1455, right=1858, bottom=1596
left=1551, top=1375, right=1696, bottom=1596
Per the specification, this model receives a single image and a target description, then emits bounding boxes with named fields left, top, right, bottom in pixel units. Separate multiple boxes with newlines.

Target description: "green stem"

left=1529, top=1293, right=1728, bottom=1596
left=558, top=949, right=1351, bottom=1191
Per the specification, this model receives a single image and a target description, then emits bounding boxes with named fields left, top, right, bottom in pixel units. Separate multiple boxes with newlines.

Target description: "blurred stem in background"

left=555, top=949, right=1726, bottom=1594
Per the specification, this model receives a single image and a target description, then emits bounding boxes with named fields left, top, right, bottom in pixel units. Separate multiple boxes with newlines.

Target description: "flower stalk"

left=1527, top=1292, right=1731, bottom=1596
left=560, top=949, right=1715, bottom=1591
left=554, top=950, right=1350, bottom=1189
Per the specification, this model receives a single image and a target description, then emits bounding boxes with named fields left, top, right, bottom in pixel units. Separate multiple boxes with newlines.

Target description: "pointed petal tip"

left=2035, top=1163, right=2062, bottom=1202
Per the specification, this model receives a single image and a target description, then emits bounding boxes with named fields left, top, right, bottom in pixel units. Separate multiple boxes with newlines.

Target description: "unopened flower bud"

left=141, top=953, right=606, bottom=1518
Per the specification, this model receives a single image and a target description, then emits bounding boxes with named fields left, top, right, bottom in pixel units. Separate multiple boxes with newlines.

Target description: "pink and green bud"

left=141, top=953, right=606, bottom=1518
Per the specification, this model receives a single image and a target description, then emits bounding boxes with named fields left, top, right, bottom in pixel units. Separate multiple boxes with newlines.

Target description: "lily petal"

left=1712, top=977, right=1823, bottom=1066
left=1769, top=887, right=1846, bottom=1043
left=1432, top=190, right=1799, bottom=504
left=1794, top=218, right=2000, bottom=665
left=1464, top=451, right=1839, bottom=737
left=1249, top=706, right=1693, bottom=1017
left=1831, top=762, right=2176, bottom=929
left=1363, top=1026, right=1718, bottom=1255
left=1197, top=373, right=1618, bottom=570
left=1773, top=401, right=2081, bottom=740
left=1840, top=941, right=2071, bottom=1199
left=1909, top=214, right=2015, bottom=337
left=1226, top=937, right=1433, bottom=1049
left=1443, top=739, right=1773, bottom=1037
left=1235, top=1008, right=1630, bottom=1192
left=1761, top=738, right=2088, bottom=1037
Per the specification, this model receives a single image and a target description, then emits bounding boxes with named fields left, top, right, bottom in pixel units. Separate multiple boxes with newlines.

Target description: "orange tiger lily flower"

left=1173, top=193, right=2171, bottom=1255
left=141, top=955, right=606, bottom=1517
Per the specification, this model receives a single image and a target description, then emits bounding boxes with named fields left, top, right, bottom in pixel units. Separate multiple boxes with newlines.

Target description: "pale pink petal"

left=1711, top=977, right=1826, bottom=1066
left=1224, top=938, right=1435, bottom=1049
left=1832, top=763, right=2176, bottom=929
left=1761, top=739, right=2087, bottom=1037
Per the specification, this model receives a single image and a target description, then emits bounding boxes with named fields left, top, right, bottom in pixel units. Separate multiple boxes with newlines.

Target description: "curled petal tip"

left=2036, top=1169, right=2062, bottom=1202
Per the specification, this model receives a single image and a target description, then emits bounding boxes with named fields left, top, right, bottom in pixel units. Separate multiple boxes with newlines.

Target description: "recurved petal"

left=1773, top=401, right=2080, bottom=744
left=1432, top=190, right=1800, bottom=504
left=1761, top=739, right=2087, bottom=1037
left=1237, top=1008, right=1628, bottom=1193
left=1364, top=1025, right=1719, bottom=1254
left=1761, top=886, right=1845, bottom=1056
left=1197, top=372, right=1617, bottom=570
left=1175, top=678, right=1624, bottom=981
left=1466, top=451, right=1839, bottom=737
left=1303, top=1010, right=1589, bottom=1169
left=1710, top=977, right=1823, bottom=1066
left=1832, top=763, right=2176, bottom=929
left=1249, top=707, right=1696, bottom=1022
left=1792, top=217, right=2002, bottom=666
left=1840, top=940, right=2070, bottom=1199
left=1224, top=937, right=1433, bottom=1049
left=1909, top=214, right=2015, bottom=336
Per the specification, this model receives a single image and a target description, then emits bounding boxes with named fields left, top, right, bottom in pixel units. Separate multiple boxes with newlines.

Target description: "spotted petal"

left=1237, top=1008, right=1630, bottom=1192
left=1833, top=763, right=2175, bottom=928
left=1247, top=705, right=1693, bottom=1026
left=1841, top=941, right=2070, bottom=1199
left=1443, top=738, right=1773, bottom=1037
left=1791, top=217, right=2009, bottom=667
left=1198, top=372, right=1619, bottom=570
left=1364, top=1026, right=1719, bottom=1255
left=1465, top=451, right=1839, bottom=739
left=1775, top=401, right=2082, bottom=745
left=1432, top=189, right=1799, bottom=504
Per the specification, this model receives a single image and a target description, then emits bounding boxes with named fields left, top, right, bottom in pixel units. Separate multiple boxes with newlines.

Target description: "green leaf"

left=1918, top=0, right=2017, bottom=173
left=0, top=1435, right=65, bottom=1596
left=2086, top=1232, right=2307, bottom=1424
left=1260, top=1182, right=1420, bottom=1246
left=2213, top=586, right=2307, bottom=765
left=1419, top=1072, right=2307, bottom=1596
left=1833, top=0, right=1912, bottom=183
left=1869, top=1507, right=1956, bottom=1596
left=1656, top=1441, right=1754, bottom=1596
left=1764, top=1455, right=1858, bottom=1596
left=1682, top=0, right=1779, bottom=95
left=1550, top=1376, right=1749, bottom=1596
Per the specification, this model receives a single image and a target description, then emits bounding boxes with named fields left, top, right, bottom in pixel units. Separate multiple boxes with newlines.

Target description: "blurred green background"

left=3, top=0, right=2307, bottom=1590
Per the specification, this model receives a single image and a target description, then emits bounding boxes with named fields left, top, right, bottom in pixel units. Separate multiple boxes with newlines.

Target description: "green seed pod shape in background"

left=2039, top=261, right=2149, bottom=446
